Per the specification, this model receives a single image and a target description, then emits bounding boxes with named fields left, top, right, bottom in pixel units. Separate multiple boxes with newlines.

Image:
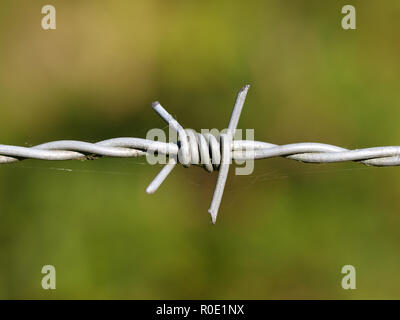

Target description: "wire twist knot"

left=172, top=129, right=224, bottom=172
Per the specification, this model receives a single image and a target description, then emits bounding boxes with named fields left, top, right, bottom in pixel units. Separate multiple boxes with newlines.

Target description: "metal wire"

left=1, top=85, right=400, bottom=223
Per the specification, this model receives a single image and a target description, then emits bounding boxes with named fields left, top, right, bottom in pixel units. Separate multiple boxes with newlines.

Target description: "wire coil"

left=177, top=129, right=221, bottom=172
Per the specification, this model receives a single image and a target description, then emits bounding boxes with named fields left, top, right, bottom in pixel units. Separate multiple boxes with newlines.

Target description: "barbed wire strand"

left=1, top=85, right=400, bottom=223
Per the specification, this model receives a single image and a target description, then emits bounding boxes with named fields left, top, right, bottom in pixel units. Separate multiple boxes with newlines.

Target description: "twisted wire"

left=1, top=84, right=399, bottom=223
left=2, top=138, right=400, bottom=167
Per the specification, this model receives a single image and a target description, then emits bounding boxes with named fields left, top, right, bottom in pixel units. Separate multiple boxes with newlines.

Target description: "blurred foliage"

left=1, top=0, right=400, bottom=299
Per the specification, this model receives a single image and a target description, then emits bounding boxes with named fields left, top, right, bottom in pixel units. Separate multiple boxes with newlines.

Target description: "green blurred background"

left=1, top=0, right=400, bottom=299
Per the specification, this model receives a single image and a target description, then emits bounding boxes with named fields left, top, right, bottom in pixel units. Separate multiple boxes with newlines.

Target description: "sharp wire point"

left=146, top=158, right=177, bottom=194
left=152, top=101, right=161, bottom=110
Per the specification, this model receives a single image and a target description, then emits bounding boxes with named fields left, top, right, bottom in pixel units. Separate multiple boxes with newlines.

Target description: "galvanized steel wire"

left=1, top=85, right=399, bottom=223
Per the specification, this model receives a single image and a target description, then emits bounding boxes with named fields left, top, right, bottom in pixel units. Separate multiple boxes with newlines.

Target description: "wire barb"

left=2, top=84, right=400, bottom=223
left=208, top=84, right=249, bottom=223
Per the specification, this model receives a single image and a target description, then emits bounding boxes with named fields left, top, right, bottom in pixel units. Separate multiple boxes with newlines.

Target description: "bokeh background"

left=1, top=0, right=400, bottom=299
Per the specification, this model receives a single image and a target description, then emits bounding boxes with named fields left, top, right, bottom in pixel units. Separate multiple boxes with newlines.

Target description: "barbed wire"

left=1, top=85, right=400, bottom=223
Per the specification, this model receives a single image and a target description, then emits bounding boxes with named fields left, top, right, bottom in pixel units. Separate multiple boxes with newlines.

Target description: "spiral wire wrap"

left=1, top=85, right=400, bottom=223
